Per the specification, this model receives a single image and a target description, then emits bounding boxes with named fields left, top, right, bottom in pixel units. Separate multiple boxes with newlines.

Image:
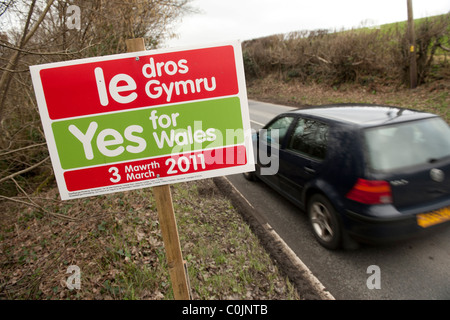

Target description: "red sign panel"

left=64, top=145, right=246, bottom=192
left=40, top=45, right=238, bottom=120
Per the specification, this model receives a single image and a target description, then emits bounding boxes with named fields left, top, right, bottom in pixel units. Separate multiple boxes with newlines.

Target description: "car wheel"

left=307, top=194, right=342, bottom=250
left=243, top=171, right=256, bottom=181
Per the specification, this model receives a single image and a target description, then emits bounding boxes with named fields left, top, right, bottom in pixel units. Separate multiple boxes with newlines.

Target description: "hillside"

left=242, top=13, right=450, bottom=88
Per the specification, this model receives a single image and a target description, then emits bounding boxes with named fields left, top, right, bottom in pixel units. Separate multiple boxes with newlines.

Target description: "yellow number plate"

left=417, top=206, right=450, bottom=228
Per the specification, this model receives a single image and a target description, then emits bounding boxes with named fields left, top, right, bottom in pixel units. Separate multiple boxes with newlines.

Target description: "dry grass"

left=247, top=75, right=450, bottom=122
left=0, top=179, right=299, bottom=300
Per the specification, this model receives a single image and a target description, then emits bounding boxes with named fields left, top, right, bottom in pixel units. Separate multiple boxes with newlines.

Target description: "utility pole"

left=407, top=0, right=418, bottom=88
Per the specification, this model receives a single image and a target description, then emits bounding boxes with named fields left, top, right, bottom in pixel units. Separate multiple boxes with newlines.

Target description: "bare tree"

left=0, top=0, right=192, bottom=197
left=0, top=0, right=14, bottom=17
left=0, top=1, right=55, bottom=125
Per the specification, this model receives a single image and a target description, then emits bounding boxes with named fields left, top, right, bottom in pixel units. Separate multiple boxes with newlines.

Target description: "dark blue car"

left=244, top=104, right=450, bottom=249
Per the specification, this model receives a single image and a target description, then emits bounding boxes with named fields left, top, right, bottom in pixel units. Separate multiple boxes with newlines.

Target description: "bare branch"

left=305, top=54, right=331, bottom=64
left=0, top=66, right=30, bottom=73
left=8, top=177, right=78, bottom=221
left=0, top=0, right=14, bottom=17
left=0, top=143, right=47, bottom=156
left=438, top=43, right=450, bottom=52
left=0, top=39, right=99, bottom=56
left=0, top=194, right=78, bottom=221
left=22, top=0, right=56, bottom=45
left=0, top=156, right=49, bottom=184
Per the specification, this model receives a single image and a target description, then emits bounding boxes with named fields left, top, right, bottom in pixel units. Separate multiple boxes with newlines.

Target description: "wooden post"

left=125, top=38, right=146, bottom=53
left=153, top=184, right=191, bottom=300
left=407, top=0, right=418, bottom=89
left=126, top=38, right=191, bottom=300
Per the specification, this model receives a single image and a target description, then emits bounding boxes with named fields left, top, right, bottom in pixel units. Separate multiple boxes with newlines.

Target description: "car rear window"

left=364, top=117, right=450, bottom=171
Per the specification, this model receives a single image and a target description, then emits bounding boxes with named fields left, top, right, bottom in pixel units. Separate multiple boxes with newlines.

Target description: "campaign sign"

left=30, top=42, right=254, bottom=200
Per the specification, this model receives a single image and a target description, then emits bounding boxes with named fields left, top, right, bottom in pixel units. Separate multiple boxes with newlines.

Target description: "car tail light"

left=346, top=179, right=393, bottom=204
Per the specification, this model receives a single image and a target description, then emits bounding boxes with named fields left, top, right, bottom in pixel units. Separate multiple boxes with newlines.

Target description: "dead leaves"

left=1, top=179, right=299, bottom=300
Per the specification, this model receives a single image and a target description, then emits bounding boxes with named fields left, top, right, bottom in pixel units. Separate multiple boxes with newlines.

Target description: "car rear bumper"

left=344, top=205, right=450, bottom=244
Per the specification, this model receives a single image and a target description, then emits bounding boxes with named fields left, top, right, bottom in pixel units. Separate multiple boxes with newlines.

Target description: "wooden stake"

left=126, top=38, right=191, bottom=300
left=125, top=38, right=146, bottom=53
left=153, top=184, right=191, bottom=300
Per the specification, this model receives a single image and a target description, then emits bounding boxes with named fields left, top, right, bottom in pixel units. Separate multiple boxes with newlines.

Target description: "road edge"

left=213, top=176, right=335, bottom=300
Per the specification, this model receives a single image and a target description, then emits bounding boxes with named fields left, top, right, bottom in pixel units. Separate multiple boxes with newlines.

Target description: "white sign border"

left=30, top=41, right=254, bottom=200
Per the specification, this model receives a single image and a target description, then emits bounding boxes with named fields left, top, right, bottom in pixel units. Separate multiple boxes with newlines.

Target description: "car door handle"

left=304, top=167, right=316, bottom=174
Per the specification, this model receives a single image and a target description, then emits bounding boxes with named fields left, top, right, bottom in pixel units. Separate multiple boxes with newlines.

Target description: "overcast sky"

left=164, top=0, right=450, bottom=48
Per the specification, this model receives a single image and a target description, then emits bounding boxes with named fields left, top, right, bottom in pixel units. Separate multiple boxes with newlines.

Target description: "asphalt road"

left=227, top=99, right=450, bottom=300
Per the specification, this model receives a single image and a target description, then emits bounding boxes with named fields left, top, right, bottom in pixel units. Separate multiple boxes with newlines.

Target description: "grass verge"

left=247, top=76, right=450, bottom=122
left=0, top=178, right=299, bottom=300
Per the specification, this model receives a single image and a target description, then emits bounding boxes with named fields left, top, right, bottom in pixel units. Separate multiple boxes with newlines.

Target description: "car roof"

left=284, top=104, right=438, bottom=127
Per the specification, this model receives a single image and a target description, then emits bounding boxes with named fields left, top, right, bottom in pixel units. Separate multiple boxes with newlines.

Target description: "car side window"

left=288, top=118, right=329, bottom=160
left=261, top=116, right=294, bottom=147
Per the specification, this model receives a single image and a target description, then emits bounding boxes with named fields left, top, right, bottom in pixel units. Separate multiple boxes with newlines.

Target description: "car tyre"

left=307, top=194, right=342, bottom=250
left=243, top=171, right=256, bottom=181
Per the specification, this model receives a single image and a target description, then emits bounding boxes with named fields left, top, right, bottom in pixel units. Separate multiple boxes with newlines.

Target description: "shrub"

left=243, top=13, right=450, bottom=87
